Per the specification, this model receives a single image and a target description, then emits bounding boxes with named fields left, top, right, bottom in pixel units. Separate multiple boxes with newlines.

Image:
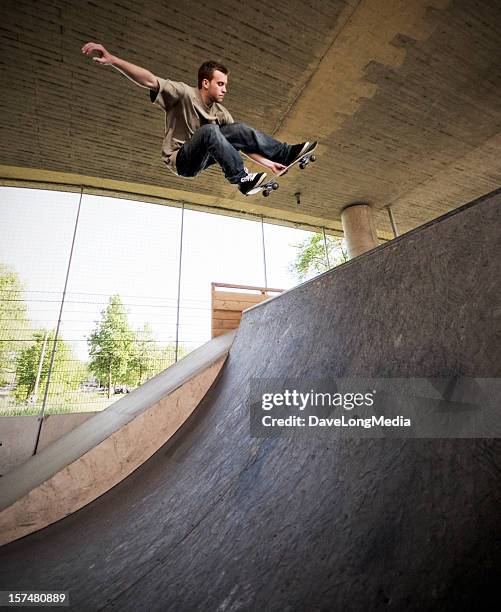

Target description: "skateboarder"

left=81, top=42, right=317, bottom=195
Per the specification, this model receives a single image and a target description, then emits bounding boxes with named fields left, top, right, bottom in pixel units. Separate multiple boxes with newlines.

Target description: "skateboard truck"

left=262, top=181, right=280, bottom=198
left=299, top=153, right=316, bottom=169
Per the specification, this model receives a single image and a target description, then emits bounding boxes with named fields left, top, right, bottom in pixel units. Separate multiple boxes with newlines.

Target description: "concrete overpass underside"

left=1, top=0, right=500, bottom=236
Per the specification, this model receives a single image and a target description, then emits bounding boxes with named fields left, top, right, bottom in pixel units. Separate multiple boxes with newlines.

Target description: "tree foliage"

left=129, top=323, right=159, bottom=386
left=0, top=263, right=33, bottom=386
left=129, top=325, right=188, bottom=386
left=88, top=295, right=137, bottom=397
left=88, top=295, right=190, bottom=396
left=14, top=329, right=85, bottom=402
left=290, top=233, right=348, bottom=281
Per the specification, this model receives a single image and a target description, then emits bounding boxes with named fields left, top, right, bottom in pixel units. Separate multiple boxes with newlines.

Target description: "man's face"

left=204, top=70, right=227, bottom=103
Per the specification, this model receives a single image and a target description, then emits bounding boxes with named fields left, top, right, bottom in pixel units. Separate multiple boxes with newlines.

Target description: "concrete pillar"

left=341, top=203, right=379, bottom=259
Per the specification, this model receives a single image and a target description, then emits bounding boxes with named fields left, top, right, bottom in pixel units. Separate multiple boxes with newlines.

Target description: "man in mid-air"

left=81, top=42, right=317, bottom=196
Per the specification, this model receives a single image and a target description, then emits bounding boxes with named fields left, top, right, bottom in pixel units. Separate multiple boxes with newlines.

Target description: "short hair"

left=198, top=60, right=229, bottom=89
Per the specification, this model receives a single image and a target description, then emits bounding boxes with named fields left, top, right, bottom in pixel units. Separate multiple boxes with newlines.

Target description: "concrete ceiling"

left=1, top=0, right=500, bottom=237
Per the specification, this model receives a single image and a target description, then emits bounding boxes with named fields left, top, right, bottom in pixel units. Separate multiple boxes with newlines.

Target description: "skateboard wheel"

left=299, top=162, right=306, bottom=169
left=310, top=155, right=316, bottom=162
left=263, top=189, right=271, bottom=197
left=272, top=182, right=279, bottom=190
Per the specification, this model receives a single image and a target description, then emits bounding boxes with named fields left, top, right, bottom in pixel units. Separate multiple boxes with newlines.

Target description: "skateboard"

left=258, top=143, right=317, bottom=197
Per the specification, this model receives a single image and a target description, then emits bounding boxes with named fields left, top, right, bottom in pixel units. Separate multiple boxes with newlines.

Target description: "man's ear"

left=202, top=78, right=209, bottom=90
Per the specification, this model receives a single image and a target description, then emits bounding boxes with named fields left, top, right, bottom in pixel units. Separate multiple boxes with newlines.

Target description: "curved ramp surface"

left=0, top=190, right=500, bottom=610
left=0, top=332, right=234, bottom=545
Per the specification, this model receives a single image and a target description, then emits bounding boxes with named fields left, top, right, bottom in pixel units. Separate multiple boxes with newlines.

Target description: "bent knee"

left=223, top=122, right=251, bottom=133
left=197, top=123, right=220, bottom=140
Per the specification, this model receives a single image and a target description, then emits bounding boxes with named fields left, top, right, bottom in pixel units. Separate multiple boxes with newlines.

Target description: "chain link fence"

left=1, top=186, right=337, bottom=418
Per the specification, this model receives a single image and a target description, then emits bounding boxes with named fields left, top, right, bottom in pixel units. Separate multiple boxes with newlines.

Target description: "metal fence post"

left=174, top=204, right=185, bottom=363
left=33, top=187, right=84, bottom=455
left=322, top=227, right=331, bottom=268
left=261, top=216, right=268, bottom=288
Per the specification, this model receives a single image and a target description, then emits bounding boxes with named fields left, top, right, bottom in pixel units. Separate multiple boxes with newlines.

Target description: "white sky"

left=0, top=187, right=315, bottom=360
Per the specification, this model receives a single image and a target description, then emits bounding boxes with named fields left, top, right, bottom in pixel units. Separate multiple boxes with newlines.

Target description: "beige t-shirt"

left=150, top=77, right=234, bottom=174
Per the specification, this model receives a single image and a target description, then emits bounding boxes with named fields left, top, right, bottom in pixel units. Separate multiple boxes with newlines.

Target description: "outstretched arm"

left=81, top=42, right=159, bottom=90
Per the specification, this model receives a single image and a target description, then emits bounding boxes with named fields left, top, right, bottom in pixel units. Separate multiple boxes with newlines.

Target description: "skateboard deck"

left=254, top=143, right=318, bottom=197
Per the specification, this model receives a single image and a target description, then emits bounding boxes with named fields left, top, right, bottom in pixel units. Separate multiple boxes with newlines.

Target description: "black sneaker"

left=285, top=141, right=317, bottom=166
left=238, top=169, right=268, bottom=196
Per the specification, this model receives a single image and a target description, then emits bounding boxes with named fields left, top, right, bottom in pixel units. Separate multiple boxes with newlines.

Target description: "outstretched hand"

left=81, top=42, right=114, bottom=65
left=261, top=159, right=287, bottom=175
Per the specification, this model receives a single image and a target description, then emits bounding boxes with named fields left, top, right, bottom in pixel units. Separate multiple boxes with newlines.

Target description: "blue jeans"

left=176, top=123, right=291, bottom=183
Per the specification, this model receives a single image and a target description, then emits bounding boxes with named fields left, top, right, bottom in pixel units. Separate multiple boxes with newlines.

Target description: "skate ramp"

left=0, top=190, right=500, bottom=610
left=0, top=331, right=234, bottom=546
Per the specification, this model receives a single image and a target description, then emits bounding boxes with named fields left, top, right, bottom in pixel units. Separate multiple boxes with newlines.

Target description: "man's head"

left=198, top=60, right=229, bottom=104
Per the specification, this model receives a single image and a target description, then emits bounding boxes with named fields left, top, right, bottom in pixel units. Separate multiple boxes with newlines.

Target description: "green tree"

left=0, top=263, right=33, bottom=386
left=129, top=323, right=159, bottom=386
left=129, top=327, right=190, bottom=386
left=160, top=342, right=188, bottom=368
left=290, top=233, right=348, bottom=281
left=87, top=295, right=137, bottom=397
left=14, top=329, right=84, bottom=402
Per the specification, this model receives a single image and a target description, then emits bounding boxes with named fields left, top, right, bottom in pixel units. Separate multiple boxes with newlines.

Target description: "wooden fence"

left=211, top=282, right=284, bottom=338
